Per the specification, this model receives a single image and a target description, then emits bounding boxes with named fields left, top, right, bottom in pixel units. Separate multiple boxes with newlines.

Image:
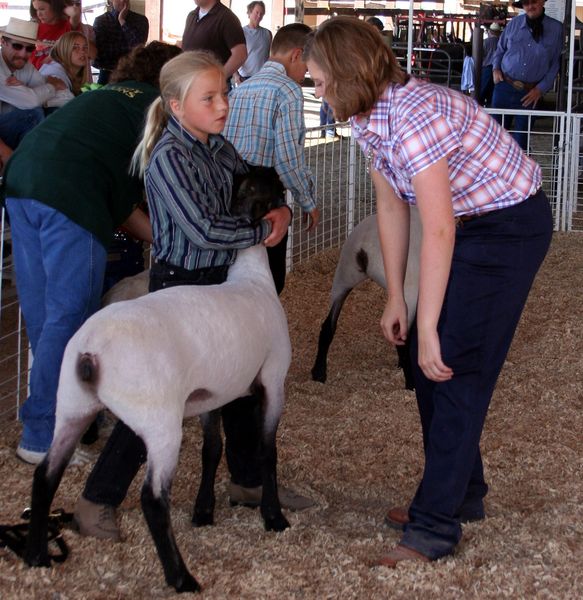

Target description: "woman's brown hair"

left=109, top=41, right=183, bottom=88
left=304, top=16, right=405, bottom=121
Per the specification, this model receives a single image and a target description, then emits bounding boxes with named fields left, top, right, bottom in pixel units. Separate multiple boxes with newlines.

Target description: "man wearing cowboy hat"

left=479, top=22, right=503, bottom=106
left=0, top=17, right=66, bottom=149
left=490, top=0, right=563, bottom=150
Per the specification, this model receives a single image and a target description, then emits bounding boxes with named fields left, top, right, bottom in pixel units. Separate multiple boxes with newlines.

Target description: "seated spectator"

left=0, top=18, right=66, bottom=149
left=40, top=31, right=88, bottom=110
left=64, top=0, right=97, bottom=84
left=29, top=0, right=82, bottom=69
left=234, top=1, right=272, bottom=85
left=93, top=0, right=149, bottom=85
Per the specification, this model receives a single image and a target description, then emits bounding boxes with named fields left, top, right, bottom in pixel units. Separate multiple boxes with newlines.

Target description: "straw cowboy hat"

left=0, top=18, right=39, bottom=45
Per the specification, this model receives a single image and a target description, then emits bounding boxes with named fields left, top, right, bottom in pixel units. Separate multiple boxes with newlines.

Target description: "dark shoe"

left=72, top=496, right=121, bottom=541
left=228, top=482, right=316, bottom=511
left=385, top=504, right=485, bottom=530
left=375, top=544, right=431, bottom=568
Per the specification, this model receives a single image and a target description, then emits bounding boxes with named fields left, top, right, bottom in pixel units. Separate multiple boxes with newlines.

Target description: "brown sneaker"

left=72, top=496, right=121, bottom=541
left=228, top=482, right=316, bottom=511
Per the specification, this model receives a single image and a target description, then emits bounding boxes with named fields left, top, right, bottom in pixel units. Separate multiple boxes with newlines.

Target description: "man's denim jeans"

left=491, top=81, right=533, bottom=151
left=0, top=108, right=44, bottom=149
left=5, top=198, right=107, bottom=452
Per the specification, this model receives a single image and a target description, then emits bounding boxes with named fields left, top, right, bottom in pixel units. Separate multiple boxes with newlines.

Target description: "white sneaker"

left=16, top=445, right=47, bottom=465
left=16, top=445, right=95, bottom=467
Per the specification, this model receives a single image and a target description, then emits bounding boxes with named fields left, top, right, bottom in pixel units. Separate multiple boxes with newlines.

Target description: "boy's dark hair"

left=366, top=17, right=384, bottom=32
left=110, top=41, right=183, bottom=88
left=271, top=23, right=312, bottom=55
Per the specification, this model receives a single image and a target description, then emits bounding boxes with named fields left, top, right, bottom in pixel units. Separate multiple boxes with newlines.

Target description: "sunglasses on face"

left=3, top=38, right=36, bottom=53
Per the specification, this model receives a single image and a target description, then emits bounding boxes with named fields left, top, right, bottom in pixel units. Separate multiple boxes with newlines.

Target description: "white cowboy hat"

left=0, top=18, right=39, bottom=45
left=490, top=23, right=502, bottom=32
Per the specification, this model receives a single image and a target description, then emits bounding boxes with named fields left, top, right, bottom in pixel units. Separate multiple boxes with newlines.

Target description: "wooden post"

left=144, top=0, right=163, bottom=42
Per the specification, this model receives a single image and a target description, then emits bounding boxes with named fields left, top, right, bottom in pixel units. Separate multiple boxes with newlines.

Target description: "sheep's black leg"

left=141, top=477, right=200, bottom=593
left=397, top=317, right=416, bottom=391
left=192, top=410, right=222, bottom=527
left=258, top=386, right=289, bottom=532
left=25, top=416, right=91, bottom=567
left=311, top=292, right=350, bottom=383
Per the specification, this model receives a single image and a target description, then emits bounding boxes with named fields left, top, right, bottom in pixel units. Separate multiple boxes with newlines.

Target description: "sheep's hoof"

left=264, top=512, right=290, bottom=532
left=172, top=571, right=201, bottom=594
left=191, top=512, right=214, bottom=528
left=311, top=364, right=327, bottom=383
left=25, top=551, right=51, bottom=568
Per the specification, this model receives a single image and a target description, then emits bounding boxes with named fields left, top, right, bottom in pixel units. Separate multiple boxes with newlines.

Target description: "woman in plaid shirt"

left=305, top=17, right=553, bottom=566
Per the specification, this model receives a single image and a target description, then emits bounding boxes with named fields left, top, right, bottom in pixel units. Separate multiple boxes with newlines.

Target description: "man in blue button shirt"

left=491, top=0, right=563, bottom=150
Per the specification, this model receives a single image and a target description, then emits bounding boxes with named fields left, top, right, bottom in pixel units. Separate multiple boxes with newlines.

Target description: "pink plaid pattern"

left=351, top=78, right=542, bottom=216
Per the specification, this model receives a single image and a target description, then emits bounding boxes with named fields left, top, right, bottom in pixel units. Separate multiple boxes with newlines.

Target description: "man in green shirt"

left=2, top=41, right=180, bottom=464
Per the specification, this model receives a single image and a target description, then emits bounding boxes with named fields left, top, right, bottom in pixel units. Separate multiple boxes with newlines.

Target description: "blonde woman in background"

left=40, top=31, right=88, bottom=110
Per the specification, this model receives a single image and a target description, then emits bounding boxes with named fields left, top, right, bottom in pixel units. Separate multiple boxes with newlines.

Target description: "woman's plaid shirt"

left=351, top=77, right=542, bottom=216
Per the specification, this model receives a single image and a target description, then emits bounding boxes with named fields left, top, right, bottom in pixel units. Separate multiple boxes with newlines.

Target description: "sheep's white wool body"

left=52, top=244, right=291, bottom=490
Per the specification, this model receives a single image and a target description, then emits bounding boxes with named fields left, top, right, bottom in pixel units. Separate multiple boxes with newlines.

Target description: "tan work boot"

left=72, top=496, right=121, bottom=541
left=228, top=482, right=316, bottom=511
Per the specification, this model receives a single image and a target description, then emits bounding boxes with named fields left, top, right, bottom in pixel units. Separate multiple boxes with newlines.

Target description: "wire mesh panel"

left=0, top=207, right=27, bottom=423
left=287, top=122, right=376, bottom=269
left=484, top=108, right=568, bottom=230
left=568, top=114, right=583, bottom=232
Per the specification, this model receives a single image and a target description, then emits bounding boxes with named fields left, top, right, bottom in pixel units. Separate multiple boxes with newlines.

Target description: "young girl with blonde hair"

left=305, top=17, right=552, bottom=566
left=39, top=31, right=88, bottom=109
left=73, top=50, right=301, bottom=538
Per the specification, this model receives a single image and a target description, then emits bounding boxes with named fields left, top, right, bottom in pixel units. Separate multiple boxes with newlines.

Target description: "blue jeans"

left=5, top=199, right=107, bottom=452
left=491, top=81, right=533, bottom=151
left=0, top=108, right=44, bottom=149
left=319, top=100, right=335, bottom=137
left=402, top=190, right=552, bottom=559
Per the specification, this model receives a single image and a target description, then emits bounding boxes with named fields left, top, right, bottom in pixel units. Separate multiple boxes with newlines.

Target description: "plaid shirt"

left=145, top=117, right=270, bottom=271
left=351, top=77, right=542, bottom=216
left=224, top=61, right=316, bottom=213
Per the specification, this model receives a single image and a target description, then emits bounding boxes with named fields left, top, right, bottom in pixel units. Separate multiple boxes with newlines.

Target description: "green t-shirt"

left=2, top=80, right=158, bottom=249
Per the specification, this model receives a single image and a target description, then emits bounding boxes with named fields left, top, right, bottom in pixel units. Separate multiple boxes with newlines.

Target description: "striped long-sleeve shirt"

left=145, top=117, right=270, bottom=270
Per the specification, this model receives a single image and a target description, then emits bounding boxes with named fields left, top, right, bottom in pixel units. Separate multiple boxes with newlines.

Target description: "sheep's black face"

left=232, top=166, right=286, bottom=222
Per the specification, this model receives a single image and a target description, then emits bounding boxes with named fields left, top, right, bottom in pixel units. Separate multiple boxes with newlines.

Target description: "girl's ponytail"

left=131, top=97, right=168, bottom=177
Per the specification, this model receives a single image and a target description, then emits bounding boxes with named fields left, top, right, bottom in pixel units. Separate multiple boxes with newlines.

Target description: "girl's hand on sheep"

left=380, top=297, right=408, bottom=346
left=417, top=327, right=453, bottom=382
left=262, top=206, right=292, bottom=247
